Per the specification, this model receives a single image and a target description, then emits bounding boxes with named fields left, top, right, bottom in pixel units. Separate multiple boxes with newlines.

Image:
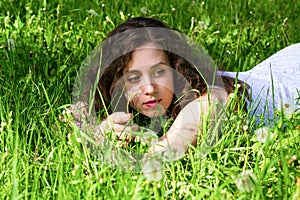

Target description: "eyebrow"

left=126, top=62, right=169, bottom=73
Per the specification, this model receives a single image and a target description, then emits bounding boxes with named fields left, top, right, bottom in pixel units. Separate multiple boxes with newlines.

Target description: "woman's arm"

left=148, top=88, right=228, bottom=160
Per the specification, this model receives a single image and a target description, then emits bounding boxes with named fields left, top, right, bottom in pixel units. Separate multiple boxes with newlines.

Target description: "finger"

left=135, top=134, right=159, bottom=146
left=109, top=112, right=133, bottom=124
left=113, top=124, right=141, bottom=141
left=99, top=118, right=139, bottom=136
left=99, top=120, right=112, bottom=133
left=70, top=101, right=89, bottom=118
left=112, top=123, right=139, bottom=133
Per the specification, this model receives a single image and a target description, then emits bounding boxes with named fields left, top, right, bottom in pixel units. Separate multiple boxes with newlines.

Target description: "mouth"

left=143, top=99, right=162, bottom=108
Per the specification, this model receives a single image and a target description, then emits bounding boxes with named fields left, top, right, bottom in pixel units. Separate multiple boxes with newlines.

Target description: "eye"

left=126, top=75, right=141, bottom=83
left=152, top=68, right=165, bottom=77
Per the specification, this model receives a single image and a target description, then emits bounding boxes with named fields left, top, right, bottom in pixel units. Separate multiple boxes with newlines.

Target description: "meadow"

left=0, top=0, right=300, bottom=199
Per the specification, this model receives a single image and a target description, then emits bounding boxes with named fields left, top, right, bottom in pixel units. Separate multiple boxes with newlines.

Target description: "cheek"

left=156, top=74, right=174, bottom=91
left=158, top=86, right=174, bottom=109
left=160, top=77, right=174, bottom=95
left=165, top=73, right=174, bottom=90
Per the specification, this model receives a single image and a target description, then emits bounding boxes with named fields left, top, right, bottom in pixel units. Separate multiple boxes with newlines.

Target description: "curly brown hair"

left=89, top=17, right=249, bottom=120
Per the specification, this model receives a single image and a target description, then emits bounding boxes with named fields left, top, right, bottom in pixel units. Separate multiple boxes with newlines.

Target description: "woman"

left=71, top=17, right=299, bottom=161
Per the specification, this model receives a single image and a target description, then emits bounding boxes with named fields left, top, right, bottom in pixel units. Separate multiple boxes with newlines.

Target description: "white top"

left=220, top=43, right=300, bottom=124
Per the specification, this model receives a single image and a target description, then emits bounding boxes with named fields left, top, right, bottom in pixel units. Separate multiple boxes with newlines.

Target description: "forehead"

left=127, top=43, right=170, bottom=71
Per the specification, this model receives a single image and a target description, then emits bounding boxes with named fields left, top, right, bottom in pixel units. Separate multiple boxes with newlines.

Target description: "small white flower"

left=0, top=121, right=7, bottom=132
left=198, top=21, right=206, bottom=29
left=221, top=189, right=227, bottom=195
left=255, top=127, right=274, bottom=143
left=234, top=170, right=257, bottom=192
left=228, top=93, right=235, bottom=98
left=142, top=158, right=164, bottom=182
left=288, top=155, right=297, bottom=165
left=119, top=11, right=125, bottom=21
left=88, top=9, right=99, bottom=16
left=63, top=108, right=72, bottom=116
left=1, top=122, right=7, bottom=128
left=76, top=137, right=82, bottom=143
left=234, top=83, right=241, bottom=89
left=125, top=86, right=142, bottom=101
left=140, top=7, right=148, bottom=14
left=99, top=178, right=104, bottom=184
left=281, top=98, right=296, bottom=116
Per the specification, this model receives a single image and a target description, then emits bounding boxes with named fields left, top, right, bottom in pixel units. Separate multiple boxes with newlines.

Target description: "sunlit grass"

left=0, top=0, right=299, bottom=199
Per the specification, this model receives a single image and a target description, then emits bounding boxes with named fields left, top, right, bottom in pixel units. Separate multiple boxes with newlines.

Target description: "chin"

left=143, top=106, right=167, bottom=118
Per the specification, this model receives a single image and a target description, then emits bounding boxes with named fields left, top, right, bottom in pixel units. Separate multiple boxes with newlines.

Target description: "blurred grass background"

left=0, top=0, right=299, bottom=199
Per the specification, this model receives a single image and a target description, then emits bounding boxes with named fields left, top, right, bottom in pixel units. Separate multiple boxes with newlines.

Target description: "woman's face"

left=124, top=43, right=174, bottom=118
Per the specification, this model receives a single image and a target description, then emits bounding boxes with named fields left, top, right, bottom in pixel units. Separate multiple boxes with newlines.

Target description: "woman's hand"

left=99, top=112, right=139, bottom=143
left=68, top=101, right=94, bottom=128
left=147, top=124, right=197, bottom=161
left=67, top=102, right=158, bottom=146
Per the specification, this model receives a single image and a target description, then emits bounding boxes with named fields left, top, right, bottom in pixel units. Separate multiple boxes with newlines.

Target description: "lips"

left=143, top=99, right=162, bottom=107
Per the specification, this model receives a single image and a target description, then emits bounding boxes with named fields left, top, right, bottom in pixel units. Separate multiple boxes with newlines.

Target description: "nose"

left=141, top=84, right=156, bottom=95
left=140, top=77, right=157, bottom=95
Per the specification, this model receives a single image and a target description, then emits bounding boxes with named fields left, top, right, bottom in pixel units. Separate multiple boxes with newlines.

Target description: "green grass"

left=0, top=0, right=300, bottom=199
